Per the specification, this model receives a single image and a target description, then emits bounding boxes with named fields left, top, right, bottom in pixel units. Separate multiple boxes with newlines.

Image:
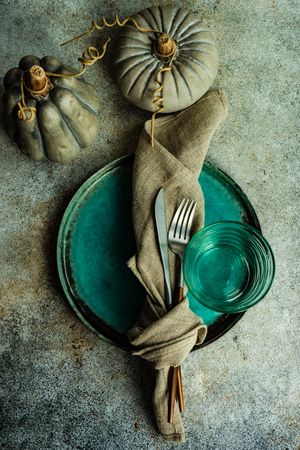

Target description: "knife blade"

left=154, top=188, right=172, bottom=307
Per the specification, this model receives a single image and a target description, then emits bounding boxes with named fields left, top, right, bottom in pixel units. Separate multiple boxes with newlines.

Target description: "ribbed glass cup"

left=183, top=221, right=275, bottom=313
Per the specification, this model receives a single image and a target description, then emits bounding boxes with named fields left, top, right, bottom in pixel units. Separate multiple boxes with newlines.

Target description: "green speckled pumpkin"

left=3, top=55, right=100, bottom=163
left=113, top=6, right=218, bottom=113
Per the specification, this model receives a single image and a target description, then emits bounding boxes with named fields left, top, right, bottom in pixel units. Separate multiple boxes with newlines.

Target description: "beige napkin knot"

left=128, top=298, right=207, bottom=369
left=127, top=91, right=229, bottom=442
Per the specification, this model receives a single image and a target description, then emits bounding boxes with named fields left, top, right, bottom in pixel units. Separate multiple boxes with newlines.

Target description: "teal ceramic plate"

left=57, top=155, right=260, bottom=349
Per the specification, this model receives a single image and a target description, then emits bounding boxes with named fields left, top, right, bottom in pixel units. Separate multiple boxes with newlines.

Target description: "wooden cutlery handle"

left=168, top=366, right=178, bottom=423
left=168, top=366, right=184, bottom=423
left=174, top=286, right=184, bottom=305
left=168, top=283, right=185, bottom=420
left=177, top=366, right=184, bottom=412
left=174, top=285, right=184, bottom=413
left=168, top=267, right=185, bottom=422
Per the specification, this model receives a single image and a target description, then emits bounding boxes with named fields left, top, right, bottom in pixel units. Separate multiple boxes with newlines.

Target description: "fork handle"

left=174, top=286, right=184, bottom=305
left=173, top=284, right=184, bottom=413
left=169, top=264, right=185, bottom=420
left=177, top=257, right=184, bottom=289
left=174, top=257, right=184, bottom=305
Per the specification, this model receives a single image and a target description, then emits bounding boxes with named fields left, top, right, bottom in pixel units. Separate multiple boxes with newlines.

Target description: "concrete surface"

left=0, top=1, right=299, bottom=449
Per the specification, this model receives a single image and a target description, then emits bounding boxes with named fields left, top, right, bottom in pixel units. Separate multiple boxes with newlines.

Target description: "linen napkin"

left=127, top=91, right=228, bottom=442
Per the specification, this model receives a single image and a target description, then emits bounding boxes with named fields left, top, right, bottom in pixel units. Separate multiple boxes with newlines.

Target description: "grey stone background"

left=0, top=1, right=299, bottom=449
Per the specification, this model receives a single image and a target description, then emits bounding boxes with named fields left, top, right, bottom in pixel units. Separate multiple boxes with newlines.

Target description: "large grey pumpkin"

left=3, top=55, right=100, bottom=163
left=113, top=6, right=218, bottom=113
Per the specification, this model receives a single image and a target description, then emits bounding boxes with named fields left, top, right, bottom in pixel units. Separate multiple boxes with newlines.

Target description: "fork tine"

left=176, top=199, right=190, bottom=238
left=180, top=200, right=195, bottom=239
left=185, top=201, right=197, bottom=240
left=170, top=198, right=186, bottom=233
left=173, top=199, right=188, bottom=237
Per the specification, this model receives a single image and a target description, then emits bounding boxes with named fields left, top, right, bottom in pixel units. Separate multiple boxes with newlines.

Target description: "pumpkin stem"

left=155, top=33, right=176, bottom=59
left=24, top=65, right=52, bottom=98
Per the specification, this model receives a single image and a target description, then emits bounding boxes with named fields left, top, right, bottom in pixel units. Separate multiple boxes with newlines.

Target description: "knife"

left=154, top=188, right=172, bottom=307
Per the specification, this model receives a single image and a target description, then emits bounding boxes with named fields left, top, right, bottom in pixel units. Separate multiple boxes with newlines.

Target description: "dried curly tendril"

left=17, top=74, right=37, bottom=121
left=60, top=15, right=159, bottom=46
left=17, top=37, right=110, bottom=122
left=17, top=15, right=177, bottom=147
left=151, top=45, right=177, bottom=147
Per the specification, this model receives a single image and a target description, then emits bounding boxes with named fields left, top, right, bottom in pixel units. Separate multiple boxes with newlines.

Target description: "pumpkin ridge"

left=158, top=5, right=165, bottom=32
left=142, top=8, right=161, bottom=31
left=19, top=55, right=40, bottom=71
left=37, top=99, right=79, bottom=162
left=3, top=88, right=21, bottom=140
left=52, top=77, right=100, bottom=114
left=167, top=8, right=182, bottom=36
left=172, top=63, right=193, bottom=100
left=171, top=66, right=180, bottom=98
left=137, top=10, right=157, bottom=32
left=51, top=87, right=96, bottom=148
left=179, top=54, right=215, bottom=80
left=117, top=45, right=150, bottom=52
left=119, top=35, right=151, bottom=47
left=126, top=60, right=158, bottom=96
left=35, top=105, right=48, bottom=160
left=141, top=64, right=161, bottom=100
left=40, top=56, right=62, bottom=73
left=180, top=39, right=217, bottom=47
left=114, top=51, right=151, bottom=65
left=179, top=31, right=215, bottom=45
left=176, top=20, right=203, bottom=38
left=119, top=56, right=155, bottom=80
left=59, top=114, right=81, bottom=148
left=176, top=58, right=205, bottom=82
left=180, top=47, right=216, bottom=57
left=55, top=85, right=98, bottom=117
left=172, top=11, right=191, bottom=39
left=71, top=79, right=100, bottom=114
left=16, top=107, right=44, bottom=160
left=179, top=29, right=214, bottom=43
left=3, top=68, right=22, bottom=90
left=4, top=88, right=21, bottom=109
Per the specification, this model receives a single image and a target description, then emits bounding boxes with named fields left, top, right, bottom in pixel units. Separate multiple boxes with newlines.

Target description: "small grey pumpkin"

left=113, top=6, right=218, bottom=113
left=3, top=55, right=100, bottom=163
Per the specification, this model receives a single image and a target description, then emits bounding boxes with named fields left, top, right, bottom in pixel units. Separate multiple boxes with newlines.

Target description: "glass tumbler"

left=183, top=221, right=275, bottom=313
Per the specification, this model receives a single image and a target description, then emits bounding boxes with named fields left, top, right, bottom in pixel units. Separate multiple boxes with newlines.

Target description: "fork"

left=167, top=198, right=197, bottom=423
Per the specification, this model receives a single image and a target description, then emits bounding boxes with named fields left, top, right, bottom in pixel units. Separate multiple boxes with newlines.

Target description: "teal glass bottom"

left=196, top=245, right=250, bottom=299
